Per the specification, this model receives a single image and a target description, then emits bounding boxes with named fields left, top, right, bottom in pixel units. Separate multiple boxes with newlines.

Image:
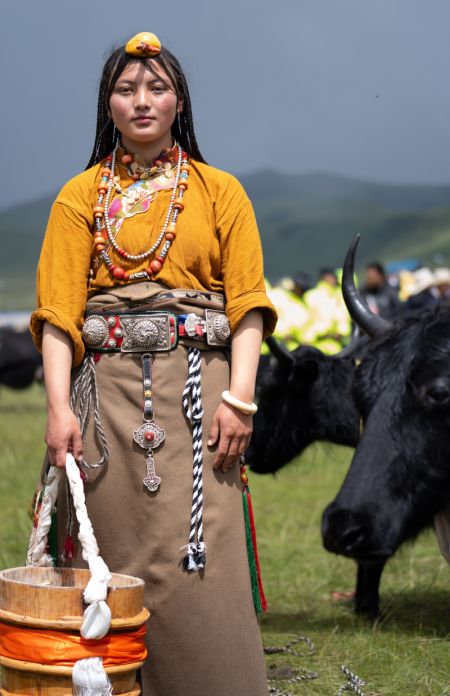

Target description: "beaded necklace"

left=92, top=143, right=189, bottom=282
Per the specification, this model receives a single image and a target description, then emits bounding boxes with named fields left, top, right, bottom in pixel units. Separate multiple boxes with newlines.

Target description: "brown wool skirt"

left=52, top=284, right=269, bottom=696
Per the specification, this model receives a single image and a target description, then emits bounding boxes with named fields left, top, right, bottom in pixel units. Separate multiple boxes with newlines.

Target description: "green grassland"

left=1, top=386, right=449, bottom=694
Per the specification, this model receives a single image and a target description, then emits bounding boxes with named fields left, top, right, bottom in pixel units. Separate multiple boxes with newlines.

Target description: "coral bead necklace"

left=92, top=143, right=189, bottom=282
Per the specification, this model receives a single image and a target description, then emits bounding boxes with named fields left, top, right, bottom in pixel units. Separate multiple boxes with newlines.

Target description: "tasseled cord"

left=180, top=347, right=266, bottom=613
left=241, top=460, right=267, bottom=614
left=181, top=347, right=206, bottom=571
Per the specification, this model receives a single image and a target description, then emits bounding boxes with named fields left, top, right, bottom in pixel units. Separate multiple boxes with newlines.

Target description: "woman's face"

left=109, top=60, right=181, bottom=149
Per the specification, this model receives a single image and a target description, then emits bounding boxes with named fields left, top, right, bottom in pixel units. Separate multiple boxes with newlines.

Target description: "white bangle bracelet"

left=221, top=390, right=258, bottom=415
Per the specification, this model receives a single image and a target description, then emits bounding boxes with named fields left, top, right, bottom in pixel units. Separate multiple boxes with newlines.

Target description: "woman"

left=30, top=32, right=277, bottom=696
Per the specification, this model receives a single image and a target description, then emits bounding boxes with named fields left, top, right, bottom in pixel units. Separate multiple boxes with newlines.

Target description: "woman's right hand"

left=45, top=406, right=83, bottom=468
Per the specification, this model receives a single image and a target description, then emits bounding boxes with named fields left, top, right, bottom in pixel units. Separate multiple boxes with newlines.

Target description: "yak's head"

left=247, top=332, right=360, bottom=475
left=323, top=237, right=450, bottom=562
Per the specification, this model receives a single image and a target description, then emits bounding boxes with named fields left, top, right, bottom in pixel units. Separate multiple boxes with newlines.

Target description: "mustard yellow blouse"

left=30, top=152, right=277, bottom=366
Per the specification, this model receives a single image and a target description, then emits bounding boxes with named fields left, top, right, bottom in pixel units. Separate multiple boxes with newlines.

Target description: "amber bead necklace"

left=92, top=143, right=189, bottom=282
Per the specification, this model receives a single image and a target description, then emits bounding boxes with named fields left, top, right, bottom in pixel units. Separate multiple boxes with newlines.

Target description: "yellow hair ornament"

left=125, top=32, right=161, bottom=57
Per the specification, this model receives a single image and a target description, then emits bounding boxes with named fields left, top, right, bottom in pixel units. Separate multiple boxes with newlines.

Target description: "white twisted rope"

left=26, top=454, right=113, bottom=694
left=181, top=347, right=206, bottom=571
left=65, top=455, right=112, bottom=640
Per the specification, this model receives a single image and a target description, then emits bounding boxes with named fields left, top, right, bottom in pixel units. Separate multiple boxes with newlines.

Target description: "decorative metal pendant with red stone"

left=133, top=353, right=166, bottom=493
left=133, top=421, right=166, bottom=492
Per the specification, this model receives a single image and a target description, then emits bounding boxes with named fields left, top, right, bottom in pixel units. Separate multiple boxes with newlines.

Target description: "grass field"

left=1, top=386, right=450, bottom=695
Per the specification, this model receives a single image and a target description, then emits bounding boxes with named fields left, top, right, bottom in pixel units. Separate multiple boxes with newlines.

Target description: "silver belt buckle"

left=121, top=313, right=172, bottom=352
left=205, top=309, right=231, bottom=346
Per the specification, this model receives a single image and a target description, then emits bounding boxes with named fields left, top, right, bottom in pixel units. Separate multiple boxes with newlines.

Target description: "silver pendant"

left=133, top=422, right=165, bottom=492
left=143, top=452, right=161, bottom=492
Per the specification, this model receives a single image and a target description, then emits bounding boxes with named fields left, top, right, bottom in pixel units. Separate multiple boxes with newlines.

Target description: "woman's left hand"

left=207, top=402, right=253, bottom=472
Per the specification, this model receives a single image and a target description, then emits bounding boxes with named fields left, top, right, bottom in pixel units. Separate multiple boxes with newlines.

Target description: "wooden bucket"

left=0, top=566, right=150, bottom=695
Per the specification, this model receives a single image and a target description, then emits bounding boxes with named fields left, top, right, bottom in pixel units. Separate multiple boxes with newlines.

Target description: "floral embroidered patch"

left=107, top=172, right=175, bottom=234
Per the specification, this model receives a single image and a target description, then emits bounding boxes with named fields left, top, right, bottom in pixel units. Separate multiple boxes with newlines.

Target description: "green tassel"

left=48, top=511, right=58, bottom=567
left=243, top=490, right=263, bottom=614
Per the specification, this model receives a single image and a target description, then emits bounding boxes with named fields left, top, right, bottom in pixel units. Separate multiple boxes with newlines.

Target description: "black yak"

left=248, top=237, right=450, bottom=617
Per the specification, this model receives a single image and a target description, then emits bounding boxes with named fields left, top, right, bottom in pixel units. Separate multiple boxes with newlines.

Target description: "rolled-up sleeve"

left=218, top=187, right=277, bottom=338
left=30, top=200, right=93, bottom=366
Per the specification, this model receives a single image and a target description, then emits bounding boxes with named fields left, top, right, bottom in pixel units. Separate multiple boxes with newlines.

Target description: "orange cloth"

left=30, top=154, right=277, bottom=366
left=0, top=622, right=147, bottom=667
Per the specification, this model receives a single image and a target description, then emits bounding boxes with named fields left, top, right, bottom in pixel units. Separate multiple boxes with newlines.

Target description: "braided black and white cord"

left=268, top=667, right=318, bottom=695
left=265, top=635, right=318, bottom=694
left=264, top=635, right=316, bottom=658
left=337, top=666, right=366, bottom=695
left=264, top=637, right=367, bottom=695
left=181, top=347, right=206, bottom=571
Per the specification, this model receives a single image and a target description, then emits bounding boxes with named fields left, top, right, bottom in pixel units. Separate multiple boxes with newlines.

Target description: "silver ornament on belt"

left=121, top=316, right=169, bottom=351
left=82, top=316, right=109, bottom=348
left=213, top=314, right=231, bottom=342
left=205, top=309, right=231, bottom=346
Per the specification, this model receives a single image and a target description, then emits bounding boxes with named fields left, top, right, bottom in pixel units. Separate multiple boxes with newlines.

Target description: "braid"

left=173, top=77, right=205, bottom=163
left=86, top=43, right=206, bottom=170
left=86, top=49, right=128, bottom=169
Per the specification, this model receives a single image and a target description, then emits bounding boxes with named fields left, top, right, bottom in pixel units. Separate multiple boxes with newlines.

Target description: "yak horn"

left=333, top=325, right=361, bottom=359
left=265, top=336, right=295, bottom=366
left=342, top=234, right=392, bottom=338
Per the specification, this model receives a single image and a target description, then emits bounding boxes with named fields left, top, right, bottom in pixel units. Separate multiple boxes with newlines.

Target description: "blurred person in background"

left=434, top=268, right=450, bottom=305
left=398, top=269, right=417, bottom=302
left=361, top=262, right=402, bottom=320
left=264, top=272, right=312, bottom=351
left=318, top=267, right=338, bottom=287
left=405, top=268, right=439, bottom=311
left=292, top=271, right=313, bottom=299
left=302, top=267, right=351, bottom=354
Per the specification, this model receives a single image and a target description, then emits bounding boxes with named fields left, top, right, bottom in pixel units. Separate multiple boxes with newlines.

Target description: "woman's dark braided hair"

left=86, top=42, right=206, bottom=169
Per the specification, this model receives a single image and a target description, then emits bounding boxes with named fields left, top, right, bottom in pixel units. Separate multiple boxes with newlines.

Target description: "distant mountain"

left=0, top=196, right=55, bottom=310
left=240, top=170, right=450, bottom=279
left=240, top=170, right=450, bottom=212
left=1, top=172, right=450, bottom=310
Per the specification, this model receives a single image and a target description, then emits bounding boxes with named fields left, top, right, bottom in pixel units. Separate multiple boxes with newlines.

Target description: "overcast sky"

left=2, top=0, right=450, bottom=208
